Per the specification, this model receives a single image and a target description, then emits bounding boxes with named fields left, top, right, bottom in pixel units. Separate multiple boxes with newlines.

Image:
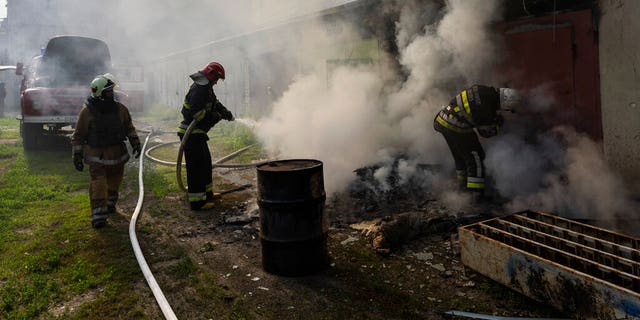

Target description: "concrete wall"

left=250, top=0, right=358, bottom=26
left=598, top=0, right=640, bottom=195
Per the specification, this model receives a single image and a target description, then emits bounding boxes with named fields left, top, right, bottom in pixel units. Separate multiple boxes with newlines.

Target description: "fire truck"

left=15, top=35, right=139, bottom=150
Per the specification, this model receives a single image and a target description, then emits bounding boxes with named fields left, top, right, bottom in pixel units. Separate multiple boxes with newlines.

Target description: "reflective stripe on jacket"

left=178, top=82, right=233, bottom=135
left=437, top=85, right=502, bottom=133
left=71, top=100, right=139, bottom=166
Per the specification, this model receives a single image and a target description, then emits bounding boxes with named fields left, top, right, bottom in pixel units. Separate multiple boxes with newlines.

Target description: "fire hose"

left=175, top=115, right=199, bottom=192
left=131, top=128, right=263, bottom=319
left=130, top=132, right=178, bottom=320
left=145, top=141, right=269, bottom=168
left=163, top=112, right=270, bottom=192
left=130, top=115, right=269, bottom=318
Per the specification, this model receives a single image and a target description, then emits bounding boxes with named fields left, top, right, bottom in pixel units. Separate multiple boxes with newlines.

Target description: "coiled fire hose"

left=174, top=112, right=269, bottom=192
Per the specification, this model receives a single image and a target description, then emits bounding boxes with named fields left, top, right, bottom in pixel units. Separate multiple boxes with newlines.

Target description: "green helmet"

left=90, top=74, right=116, bottom=98
left=102, top=73, right=117, bottom=84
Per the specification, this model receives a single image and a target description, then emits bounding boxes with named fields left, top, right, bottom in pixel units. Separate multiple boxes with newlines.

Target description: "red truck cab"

left=17, top=36, right=113, bottom=150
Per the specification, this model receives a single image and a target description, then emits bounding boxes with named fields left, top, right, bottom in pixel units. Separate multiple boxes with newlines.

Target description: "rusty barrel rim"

left=256, top=159, right=323, bottom=172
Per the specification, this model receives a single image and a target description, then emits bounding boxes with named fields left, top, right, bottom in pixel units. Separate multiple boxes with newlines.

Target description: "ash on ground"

left=327, top=157, right=506, bottom=228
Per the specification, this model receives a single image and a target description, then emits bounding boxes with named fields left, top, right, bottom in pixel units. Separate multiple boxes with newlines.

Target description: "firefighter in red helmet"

left=434, top=85, right=521, bottom=202
left=177, top=61, right=234, bottom=210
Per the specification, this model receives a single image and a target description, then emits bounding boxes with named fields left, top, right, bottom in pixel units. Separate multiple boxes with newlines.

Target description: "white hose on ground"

left=146, top=141, right=268, bottom=169
left=129, top=132, right=179, bottom=320
left=212, top=143, right=256, bottom=165
left=175, top=117, right=269, bottom=192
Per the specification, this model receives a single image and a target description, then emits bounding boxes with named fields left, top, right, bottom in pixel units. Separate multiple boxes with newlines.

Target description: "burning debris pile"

left=349, top=157, right=440, bottom=207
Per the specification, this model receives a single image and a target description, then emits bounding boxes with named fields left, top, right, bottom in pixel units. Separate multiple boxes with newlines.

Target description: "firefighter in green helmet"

left=71, top=74, right=141, bottom=228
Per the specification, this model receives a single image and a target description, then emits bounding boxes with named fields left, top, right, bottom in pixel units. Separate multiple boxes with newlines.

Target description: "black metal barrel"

left=257, top=159, right=329, bottom=276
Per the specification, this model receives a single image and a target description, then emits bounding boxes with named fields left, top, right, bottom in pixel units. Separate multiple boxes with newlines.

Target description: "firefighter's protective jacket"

left=178, top=82, right=233, bottom=137
left=71, top=96, right=140, bottom=165
left=435, top=85, right=503, bottom=138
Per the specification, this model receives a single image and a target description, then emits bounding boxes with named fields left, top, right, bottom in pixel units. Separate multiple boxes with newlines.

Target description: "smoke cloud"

left=257, top=67, right=392, bottom=191
left=256, top=0, right=504, bottom=193
left=253, top=0, right=638, bottom=222
left=487, top=126, right=635, bottom=221
left=9, top=0, right=635, bottom=222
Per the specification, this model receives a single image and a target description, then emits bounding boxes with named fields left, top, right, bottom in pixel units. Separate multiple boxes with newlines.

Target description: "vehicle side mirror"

left=15, top=63, right=24, bottom=76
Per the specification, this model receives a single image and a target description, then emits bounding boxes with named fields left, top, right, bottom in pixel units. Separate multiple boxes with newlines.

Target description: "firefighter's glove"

left=222, top=109, right=234, bottom=121
left=73, top=153, right=84, bottom=172
left=132, top=144, right=142, bottom=159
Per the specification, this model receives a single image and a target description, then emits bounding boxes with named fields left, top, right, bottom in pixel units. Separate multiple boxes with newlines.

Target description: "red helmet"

left=200, top=61, right=225, bottom=81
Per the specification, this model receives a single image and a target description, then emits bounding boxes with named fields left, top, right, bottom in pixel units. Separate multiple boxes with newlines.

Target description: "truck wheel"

left=21, top=123, right=41, bottom=150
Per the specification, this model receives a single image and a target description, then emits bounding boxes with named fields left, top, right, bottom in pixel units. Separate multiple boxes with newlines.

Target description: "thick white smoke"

left=257, top=0, right=504, bottom=194
left=258, top=67, right=392, bottom=191
left=254, top=0, right=638, bottom=223
left=483, top=82, right=636, bottom=220
left=487, top=126, right=634, bottom=221
left=20, top=0, right=634, bottom=220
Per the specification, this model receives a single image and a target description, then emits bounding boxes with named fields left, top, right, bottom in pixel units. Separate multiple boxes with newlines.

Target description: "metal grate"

left=459, top=210, right=640, bottom=317
left=466, top=211, right=640, bottom=292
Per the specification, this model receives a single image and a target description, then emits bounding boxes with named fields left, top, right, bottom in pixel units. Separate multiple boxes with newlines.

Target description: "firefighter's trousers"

left=89, top=162, right=125, bottom=215
left=178, top=133, right=214, bottom=210
left=434, top=119, right=486, bottom=193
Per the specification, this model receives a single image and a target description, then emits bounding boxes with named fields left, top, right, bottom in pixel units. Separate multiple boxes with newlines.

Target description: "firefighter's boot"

left=191, top=200, right=215, bottom=211
left=92, top=213, right=108, bottom=229
left=200, top=202, right=215, bottom=210
left=107, top=197, right=117, bottom=214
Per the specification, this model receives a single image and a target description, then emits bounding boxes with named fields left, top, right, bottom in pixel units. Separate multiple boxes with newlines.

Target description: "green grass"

left=143, top=162, right=176, bottom=199
left=135, top=103, right=266, bottom=164
left=0, top=116, right=20, bottom=127
left=208, top=121, right=266, bottom=163
left=0, top=118, right=278, bottom=320
left=0, top=116, right=21, bottom=141
left=0, top=118, right=269, bottom=319
left=0, top=120, right=150, bottom=319
left=140, top=117, right=266, bottom=193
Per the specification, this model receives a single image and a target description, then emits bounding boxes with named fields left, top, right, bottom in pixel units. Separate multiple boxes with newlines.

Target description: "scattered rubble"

left=349, top=211, right=457, bottom=254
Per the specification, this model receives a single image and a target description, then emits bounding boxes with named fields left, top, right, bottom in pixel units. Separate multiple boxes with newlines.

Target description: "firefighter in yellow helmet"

left=434, top=85, right=521, bottom=202
left=71, top=74, right=141, bottom=228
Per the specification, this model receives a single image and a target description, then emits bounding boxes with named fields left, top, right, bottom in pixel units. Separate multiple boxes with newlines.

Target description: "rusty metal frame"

left=459, top=210, right=640, bottom=319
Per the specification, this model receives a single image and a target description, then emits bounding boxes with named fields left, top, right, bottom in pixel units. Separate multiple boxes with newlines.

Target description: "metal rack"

left=459, top=210, right=640, bottom=319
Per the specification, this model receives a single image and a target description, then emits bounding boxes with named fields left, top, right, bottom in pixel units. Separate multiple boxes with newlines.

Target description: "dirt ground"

left=114, top=150, right=569, bottom=320
left=0, top=122, right=570, bottom=319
